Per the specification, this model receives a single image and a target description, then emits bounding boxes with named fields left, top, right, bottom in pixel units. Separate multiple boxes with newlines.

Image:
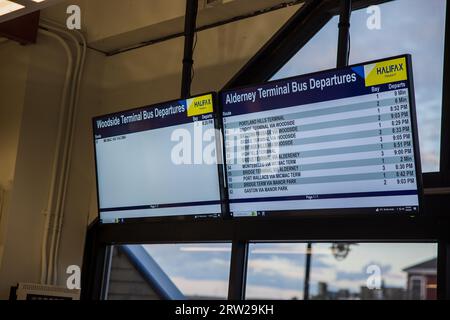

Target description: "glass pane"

left=271, top=16, right=339, bottom=80
left=245, top=242, right=437, bottom=300
left=107, top=243, right=232, bottom=300
left=246, top=243, right=305, bottom=299
left=349, top=0, right=446, bottom=172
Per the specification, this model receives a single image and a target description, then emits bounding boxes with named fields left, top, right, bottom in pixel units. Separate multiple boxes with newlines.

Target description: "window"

left=348, top=0, right=446, bottom=172
left=245, top=242, right=437, bottom=300
left=410, top=277, right=425, bottom=300
left=271, top=16, right=339, bottom=80
left=245, top=243, right=304, bottom=299
left=107, top=243, right=232, bottom=300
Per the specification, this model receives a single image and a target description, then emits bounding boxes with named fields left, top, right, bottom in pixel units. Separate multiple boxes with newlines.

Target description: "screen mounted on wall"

left=93, top=93, right=223, bottom=223
left=221, top=55, right=422, bottom=218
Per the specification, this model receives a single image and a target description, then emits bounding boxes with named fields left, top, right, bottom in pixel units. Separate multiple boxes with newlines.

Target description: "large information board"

left=93, top=93, right=223, bottom=223
left=221, top=55, right=422, bottom=217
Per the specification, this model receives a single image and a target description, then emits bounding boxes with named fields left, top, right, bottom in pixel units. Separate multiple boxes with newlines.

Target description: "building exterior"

left=403, top=258, right=437, bottom=300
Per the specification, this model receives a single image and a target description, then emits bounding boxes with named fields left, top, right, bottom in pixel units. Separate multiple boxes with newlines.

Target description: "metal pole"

left=337, top=0, right=352, bottom=68
left=80, top=220, right=108, bottom=300
left=181, top=0, right=198, bottom=98
left=303, top=242, right=312, bottom=300
left=228, top=241, right=249, bottom=300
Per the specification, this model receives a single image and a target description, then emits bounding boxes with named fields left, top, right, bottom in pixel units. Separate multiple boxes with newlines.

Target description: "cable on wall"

left=41, top=19, right=87, bottom=286
left=38, top=28, right=73, bottom=285
left=37, top=21, right=87, bottom=286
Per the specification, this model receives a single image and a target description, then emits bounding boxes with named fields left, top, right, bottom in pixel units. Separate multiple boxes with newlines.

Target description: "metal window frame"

left=81, top=0, right=450, bottom=300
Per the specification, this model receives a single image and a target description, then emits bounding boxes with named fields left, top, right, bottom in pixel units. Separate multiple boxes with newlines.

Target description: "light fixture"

left=31, top=0, right=46, bottom=3
left=0, top=0, right=25, bottom=16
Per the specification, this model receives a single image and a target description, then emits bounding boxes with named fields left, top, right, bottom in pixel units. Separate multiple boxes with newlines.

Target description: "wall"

left=0, top=41, right=29, bottom=190
left=42, top=0, right=186, bottom=43
left=0, top=33, right=66, bottom=297
left=0, top=3, right=298, bottom=298
left=0, top=40, right=30, bottom=272
left=55, top=47, right=106, bottom=285
left=0, top=32, right=106, bottom=298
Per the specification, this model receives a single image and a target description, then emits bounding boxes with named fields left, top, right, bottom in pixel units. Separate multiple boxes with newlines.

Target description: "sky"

left=141, top=242, right=437, bottom=300
left=116, top=0, right=444, bottom=301
left=273, top=0, right=446, bottom=173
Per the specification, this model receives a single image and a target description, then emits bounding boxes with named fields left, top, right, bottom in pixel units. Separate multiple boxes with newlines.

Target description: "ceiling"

left=1, top=0, right=304, bottom=54
left=43, top=0, right=304, bottom=54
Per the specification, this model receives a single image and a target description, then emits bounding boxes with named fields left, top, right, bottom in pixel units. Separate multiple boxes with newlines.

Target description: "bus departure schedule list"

left=222, top=56, right=421, bottom=217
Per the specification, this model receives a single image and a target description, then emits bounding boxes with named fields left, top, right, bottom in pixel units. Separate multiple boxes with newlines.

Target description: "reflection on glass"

left=107, top=243, right=232, bottom=300
left=246, top=243, right=306, bottom=299
left=144, top=243, right=232, bottom=299
left=271, top=16, right=339, bottom=80
left=349, top=0, right=446, bottom=172
left=245, top=242, right=437, bottom=300
left=271, top=0, right=446, bottom=172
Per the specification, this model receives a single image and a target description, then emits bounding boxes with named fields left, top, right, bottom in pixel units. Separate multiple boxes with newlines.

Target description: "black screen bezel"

left=92, top=92, right=226, bottom=224
left=220, top=54, right=424, bottom=220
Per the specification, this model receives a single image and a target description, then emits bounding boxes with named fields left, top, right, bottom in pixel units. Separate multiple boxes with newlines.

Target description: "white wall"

left=0, top=33, right=67, bottom=297
left=55, top=48, right=106, bottom=284
left=0, top=33, right=106, bottom=298
left=0, top=41, right=29, bottom=190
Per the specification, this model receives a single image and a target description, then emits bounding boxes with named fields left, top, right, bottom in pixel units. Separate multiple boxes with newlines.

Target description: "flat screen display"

left=93, top=93, right=223, bottom=223
left=221, top=55, right=422, bottom=217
